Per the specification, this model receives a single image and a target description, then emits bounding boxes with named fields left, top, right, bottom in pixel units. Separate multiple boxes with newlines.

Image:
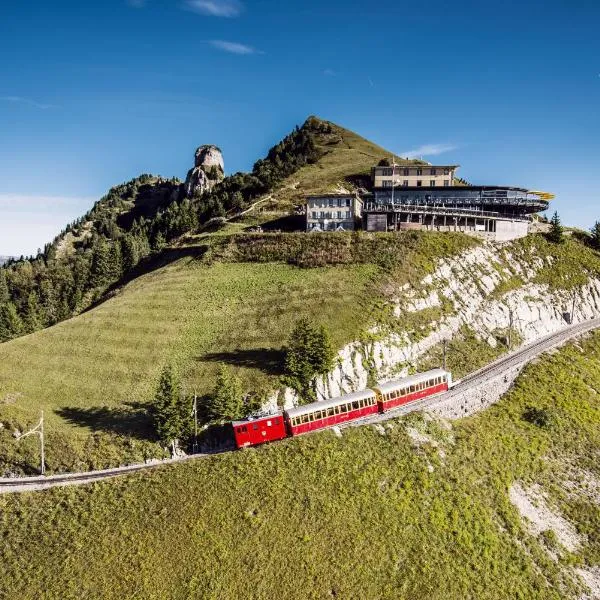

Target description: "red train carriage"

left=374, top=368, right=451, bottom=412
left=284, top=389, right=379, bottom=436
left=232, top=413, right=288, bottom=449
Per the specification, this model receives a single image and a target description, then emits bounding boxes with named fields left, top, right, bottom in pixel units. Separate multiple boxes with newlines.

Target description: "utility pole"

left=191, top=393, right=198, bottom=454
left=17, top=411, right=45, bottom=475
left=442, top=339, right=447, bottom=371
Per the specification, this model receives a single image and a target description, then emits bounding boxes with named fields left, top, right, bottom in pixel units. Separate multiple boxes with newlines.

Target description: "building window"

left=430, top=180, right=436, bottom=187
left=444, top=168, right=450, bottom=175
left=403, top=168, right=409, bottom=176
left=320, top=211, right=325, bottom=218
left=444, top=180, right=450, bottom=187
left=337, top=211, right=343, bottom=219
left=431, top=168, right=437, bottom=176
left=346, top=198, right=351, bottom=207
left=416, top=180, right=422, bottom=187
left=383, top=180, right=392, bottom=188
left=312, top=211, right=318, bottom=219
left=403, top=180, right=408, bottom=187
left=416, top=168, right=423, bottom=176
left=328, top=198, right=334, bottom=207
left=382, top=168, right=393, bottom=176
left=337, top=198, right=342, bottom=207
left=345, top=211, right=351, bottom=219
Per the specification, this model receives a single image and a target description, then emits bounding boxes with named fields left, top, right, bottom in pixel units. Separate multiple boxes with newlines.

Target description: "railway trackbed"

left=2, top=317, right=600, bottom=494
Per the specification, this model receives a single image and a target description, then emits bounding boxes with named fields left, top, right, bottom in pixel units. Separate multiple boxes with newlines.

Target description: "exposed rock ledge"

left=266, top=242, right=600, bottom=411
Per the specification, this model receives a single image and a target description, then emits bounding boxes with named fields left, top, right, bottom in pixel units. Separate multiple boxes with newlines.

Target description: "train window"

left=327, top=408, right=335, bottom=417
left=410, top=385, right=415, bottom=393
left=253, top=424, right=259, bottom=431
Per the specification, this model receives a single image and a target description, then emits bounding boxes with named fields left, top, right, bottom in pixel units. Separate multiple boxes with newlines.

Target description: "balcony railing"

left=363, top=203, right=532, bottom=222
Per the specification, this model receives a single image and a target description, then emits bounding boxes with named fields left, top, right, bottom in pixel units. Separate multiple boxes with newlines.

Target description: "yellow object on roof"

left=529, top=190, right=555, bottom=200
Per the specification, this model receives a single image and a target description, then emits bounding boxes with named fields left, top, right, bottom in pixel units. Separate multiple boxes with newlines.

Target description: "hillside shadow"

left=56, top=401, right=155, bottom=441
left=200, top=348, right=285, bottom=376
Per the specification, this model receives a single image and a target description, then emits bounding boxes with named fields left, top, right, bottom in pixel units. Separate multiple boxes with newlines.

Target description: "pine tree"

left=89, top=238, right=112, bottom=287
left=284, top=318, right=335, bottom=403
left=0, top=302, right=24, bottom=341
left=207, top=367, right=243, bottom=422
left=152, top=231, right=166, bottom=254
left=121, top=235, right=139, bottom=272
left=590, top=221, right=600, bottom=250
left=107, top=242, right=123, bottom=281
left=0, top=270, right=9, bottom=304
left=548, top=211, right=564, bottom=244
left=151, top=365, right=188, bottom=451
left=23, top=291, right=44, bottom=333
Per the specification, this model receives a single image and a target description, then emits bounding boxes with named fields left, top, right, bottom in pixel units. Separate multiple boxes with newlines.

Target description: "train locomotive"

left=232, top=368, right=452, bottom=449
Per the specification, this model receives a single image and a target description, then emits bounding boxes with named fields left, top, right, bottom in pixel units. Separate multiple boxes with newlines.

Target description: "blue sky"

left=1, top=0, right=599, bottom=255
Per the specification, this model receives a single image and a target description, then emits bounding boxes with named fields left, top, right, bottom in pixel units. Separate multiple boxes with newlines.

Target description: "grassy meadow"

left=1, top=333, right=598, bottom=599
left=0, top=255, right=377, bottom=472
left=0, top=230, right=478, bottom=473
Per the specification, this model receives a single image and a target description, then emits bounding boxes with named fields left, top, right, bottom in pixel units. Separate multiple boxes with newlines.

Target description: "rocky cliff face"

left=184, top=145, right=224, bottom=198
left=269, top=241, right=600, bottom=411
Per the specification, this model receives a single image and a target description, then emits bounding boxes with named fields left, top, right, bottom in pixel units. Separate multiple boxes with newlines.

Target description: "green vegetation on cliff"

left=1, top=333, right=598, bottom=599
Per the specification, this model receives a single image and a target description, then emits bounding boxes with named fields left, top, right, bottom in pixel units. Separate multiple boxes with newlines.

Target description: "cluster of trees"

left=150, top=318, right=336, bottom=451
left=1, top=119, right=329, bottom=344
left=283, top=318, right=335, bottom=403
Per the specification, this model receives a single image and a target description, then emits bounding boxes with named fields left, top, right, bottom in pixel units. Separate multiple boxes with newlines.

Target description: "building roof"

left=284, top=389, right=376, bottom=419
left=374, top=369, right=449, bottom=395
left=305, top=193, right=359, bottom=199
left=373, top=164, right=460, bottom=170
left=232, top=412, right=283, bottom=427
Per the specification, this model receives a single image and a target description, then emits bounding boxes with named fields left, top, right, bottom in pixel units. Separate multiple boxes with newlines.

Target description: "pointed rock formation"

left=184, top=145, right=224, bottom=198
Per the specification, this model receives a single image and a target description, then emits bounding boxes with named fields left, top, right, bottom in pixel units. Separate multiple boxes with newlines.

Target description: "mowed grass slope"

left=1, top=334, right=599, bottom=599
left=0, top=253, right=377, bottom=469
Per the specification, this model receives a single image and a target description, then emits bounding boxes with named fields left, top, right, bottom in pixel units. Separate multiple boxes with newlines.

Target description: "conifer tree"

left=89, top=238, right=112, bottom=287
left=151, top=365, right=189, bottom=452
left=207, top=367, right=243, bottom=421
left=121, top=235, right=139, bottom=272
left=548, top=211, right=564, bottom=244
left=107, top=242, right=123, bottom=281
left=0, top=302, right=24, bottom=341
left=0, top=270, right=9, bottom=304
left=152, top=231, right=166, bottom=254
left=284, top=318, right=335, bottom=403
left=23, top=291, right=44, bottom=333
left=590, top=221, right=600, bottom=250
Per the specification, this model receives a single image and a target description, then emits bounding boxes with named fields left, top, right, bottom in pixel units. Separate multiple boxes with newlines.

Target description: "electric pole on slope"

left=17, top=411, right=45, bottom=475
left=442, top=338, right=448, bottom=371
left=192, top=393, right=199, bottom=454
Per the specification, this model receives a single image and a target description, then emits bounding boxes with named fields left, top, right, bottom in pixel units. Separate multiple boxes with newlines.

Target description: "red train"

left=232, top=368, right=452, bottom=449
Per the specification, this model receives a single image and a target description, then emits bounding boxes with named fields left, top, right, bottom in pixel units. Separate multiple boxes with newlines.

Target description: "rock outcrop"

left=184, top=145, right=224, bottom=198
left=266, top=241, right=600, bottom=412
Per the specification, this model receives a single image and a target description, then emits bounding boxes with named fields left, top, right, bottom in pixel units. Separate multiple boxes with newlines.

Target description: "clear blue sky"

left=1, top=0, right=599, bottom=255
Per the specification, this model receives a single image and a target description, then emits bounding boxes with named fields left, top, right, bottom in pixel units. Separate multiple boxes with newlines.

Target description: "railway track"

left=2, top=317, right=600, bottom=494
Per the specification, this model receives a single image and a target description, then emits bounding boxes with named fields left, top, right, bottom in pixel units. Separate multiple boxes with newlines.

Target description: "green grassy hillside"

left=252, top=117, right=423, bottom=213
left=1, top=333, right=598, bottom=599
left=0, top=231, right=475, bottom=473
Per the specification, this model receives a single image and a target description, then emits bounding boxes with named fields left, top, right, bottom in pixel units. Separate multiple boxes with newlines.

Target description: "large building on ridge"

left=306, top=162, right=553, bottom=241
